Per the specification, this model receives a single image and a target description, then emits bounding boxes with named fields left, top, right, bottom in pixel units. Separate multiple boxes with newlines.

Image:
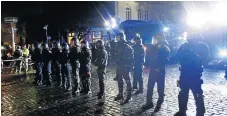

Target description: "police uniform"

left=80, top=40, right=92, bottom=94
left=174, top=38, right=209, bottom=116
left=143, top=42, right=170, bottom=110
left=95, top=40, right=108, bottom=99
left=32, top=43, right=43, bottom=85
left=51, top=42, right=62, bottom=87
left=132, top=37, right=145, bottom=93
left=42, top=43, right=52, bottom=86
left=115, top=33, right=134, bottom=103
left=60, top=43, right=72, bottom=90
left=69, top=38, right=81, bottom=93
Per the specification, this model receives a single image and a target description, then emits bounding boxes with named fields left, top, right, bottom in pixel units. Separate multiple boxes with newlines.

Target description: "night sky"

left=1, top=1, right=106, bottom=43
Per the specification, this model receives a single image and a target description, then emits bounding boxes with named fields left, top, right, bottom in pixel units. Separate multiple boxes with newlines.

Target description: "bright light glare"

left=1, top=46, right=5, bottom=50
left=164, top=27, right=169, bottom=32
left=211, top=3, right=227, bottom=25
left=136, top=33, right=140, bottom=37
left=178, top=37, right=182, bottom=40
left=111, top=18, right=116, bottom=23
left=105, top=21, right=110, bottom=27
left=219, top=49, right=227, bottom=57
left=186, top=11, right=209, bottom=28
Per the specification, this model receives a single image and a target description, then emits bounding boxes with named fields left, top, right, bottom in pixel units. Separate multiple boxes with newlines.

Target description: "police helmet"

left=43, top=43, right=49, bottom=50
left=116, top=32, right=126, bottom=42
left=71, top=38, right=80, bottom=46
left=81, top=40, right=89, bottom=48
left=133, top=36, right=142, bottom=45
left=152, top=33, right=166, bottom=45
left=96, top=40, right=105, bottom=49
left=62, top=42, right=69, bottom=50
left=53, top=41, right=61, bottom=49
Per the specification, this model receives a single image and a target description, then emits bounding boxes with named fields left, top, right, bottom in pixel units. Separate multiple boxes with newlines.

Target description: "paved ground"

left=1, top=65, right=227, bottom=116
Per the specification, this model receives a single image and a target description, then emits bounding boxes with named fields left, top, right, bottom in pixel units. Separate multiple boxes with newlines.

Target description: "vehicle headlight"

left=219, top=49, right=227, bottom=57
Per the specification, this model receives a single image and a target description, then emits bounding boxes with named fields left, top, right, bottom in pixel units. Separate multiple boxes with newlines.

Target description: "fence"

left=1, top=56, right=34, bottom=74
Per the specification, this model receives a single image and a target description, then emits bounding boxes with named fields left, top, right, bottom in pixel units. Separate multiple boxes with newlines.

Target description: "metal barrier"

left=1, top=57, right=34, bottom=74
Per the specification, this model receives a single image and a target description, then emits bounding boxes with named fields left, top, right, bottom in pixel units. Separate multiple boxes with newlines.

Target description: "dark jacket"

left=116, top=41, right=134, bottom=68
left=51, top=48, right=62, bottom=62
left=42, top=49, right=52, bottom=64
left=145, top=44, right=170, bottom=70
left=133, top=44, right=145, bottom=66
left=69, top=46, right=80, bottom=67
left=95, top=48, right=108, bottom=69
left=176, top=40, right=209, bottom=73
left=80, top=47, right=92, bottom=72
left=60, top=49, right=70, bottom=64
left=31, top=48, right=42, bottom=63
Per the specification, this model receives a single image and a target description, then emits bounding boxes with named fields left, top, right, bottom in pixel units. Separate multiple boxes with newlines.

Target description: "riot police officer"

left=114, top=32, right=134, bottom=103
left=61, top=43, right=72, bottom=91
left=95, top=40, right=108, bottom=99
left=32, top=42, right=43, bottom=85
left=80, top=40, right=92, bottom=94
left=132, top=37, right=145, bottom=94
left=51, top=41, right=62, bottom=87
left=69, top=38, right=81, bottom=94
left=42, top=43, right=52, bottom=86
left=174, top=32, right=209, bottom=116
left=142, top=33, right=170, bottom=111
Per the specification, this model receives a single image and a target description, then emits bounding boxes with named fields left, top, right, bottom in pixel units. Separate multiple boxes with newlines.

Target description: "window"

left=126, top=6, right=131, bottom=20
left=92, top=31, right=101, bottom=39
left=138, top=9, right=142, bottom=20
left=145, top=10, right=148, bottom=20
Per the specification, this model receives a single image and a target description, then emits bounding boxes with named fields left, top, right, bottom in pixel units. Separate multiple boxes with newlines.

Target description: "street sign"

left=47, top=36, right=51, bottom=40
left=4, top=17, right=18, bottom=23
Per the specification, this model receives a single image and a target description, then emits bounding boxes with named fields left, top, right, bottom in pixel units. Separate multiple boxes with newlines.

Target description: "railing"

left=1, top=56, right=34, bottom=74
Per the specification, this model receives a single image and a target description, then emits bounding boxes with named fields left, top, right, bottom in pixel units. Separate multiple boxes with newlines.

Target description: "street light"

left=104, top=18, right=117, bottom=41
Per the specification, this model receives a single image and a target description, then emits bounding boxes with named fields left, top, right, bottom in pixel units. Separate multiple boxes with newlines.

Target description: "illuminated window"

left=69, top=33, right=71, bottom=36
left=93, top=31, right=101, bottom=39
left=71, top=33, right=75, bottom=36
left=145, top=10, right=148, bottom=20
left=126, top=6, right=131, bottom=20
left=138, top=9, right=142, bottom=20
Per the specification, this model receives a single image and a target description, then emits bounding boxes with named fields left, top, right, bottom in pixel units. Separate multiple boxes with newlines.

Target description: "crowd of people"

left=3, top=30, right=227, bottom=116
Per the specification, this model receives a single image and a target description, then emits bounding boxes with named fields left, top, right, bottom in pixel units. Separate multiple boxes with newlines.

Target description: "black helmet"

left=62, top=42, right=69, bottom=50
left=116, top=32, right=126, bottom=42
left=71, top=38, right=80, bottom=47
left=133, top=36, right=142, bottom=45
left=81, top=40, right=89, bottom=49
left=96, top=40, right=105, bottom=49
left=54, top=41, right=61, bottom=49
left=152, top=33, right=166, bottom=45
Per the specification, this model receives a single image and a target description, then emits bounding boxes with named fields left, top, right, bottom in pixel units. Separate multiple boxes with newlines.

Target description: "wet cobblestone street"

left=1, top=65, right=227, bottom=116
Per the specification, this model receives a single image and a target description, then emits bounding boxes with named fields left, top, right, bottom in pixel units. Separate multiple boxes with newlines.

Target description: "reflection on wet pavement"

left=1, top=65, right=227, bottom=116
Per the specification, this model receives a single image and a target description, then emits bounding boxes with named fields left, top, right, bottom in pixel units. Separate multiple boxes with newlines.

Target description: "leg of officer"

left=191, top=79, right=205, bottom=116
left=115, top=66, right=124, bottom=100
left=66, top=63, right=72, bottom=91
left=157, top=72, right=165, bottom=104
left=72, top=64, right=80, bottom=93
left=98, top=68, right=105, bottom=96
left=123, top=66, right=132, bottom=101
left=177, top=77, right=190, bottom=114
left=138, top=65, right=143, bottom=92
left=133, top=67, right=138, bottom=90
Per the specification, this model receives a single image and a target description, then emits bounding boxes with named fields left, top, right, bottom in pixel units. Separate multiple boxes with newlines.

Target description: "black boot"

left=174, top=111, right=187, bottom=116
left=141, top=102, right=154, bottom=110
left=114, top=94, right=123, bottom=101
